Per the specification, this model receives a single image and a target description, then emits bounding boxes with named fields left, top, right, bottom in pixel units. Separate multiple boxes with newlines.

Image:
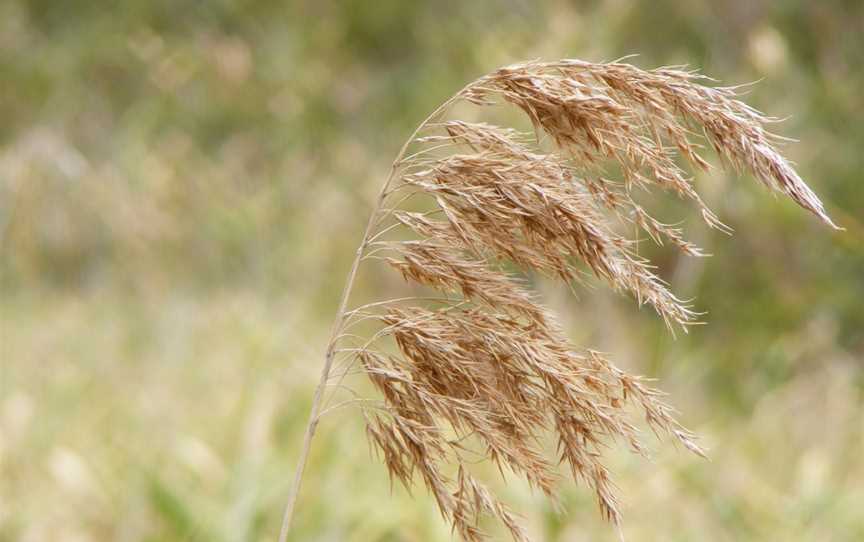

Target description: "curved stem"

left=277, top=83, right=477, bottom=541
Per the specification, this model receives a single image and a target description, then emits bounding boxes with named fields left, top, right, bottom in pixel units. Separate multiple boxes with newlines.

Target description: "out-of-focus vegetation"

left=1, top=1, right=862, bottom=540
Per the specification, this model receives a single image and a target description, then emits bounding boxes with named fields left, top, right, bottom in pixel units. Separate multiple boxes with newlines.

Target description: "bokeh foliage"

left=1, top=1, right=862, bottom=540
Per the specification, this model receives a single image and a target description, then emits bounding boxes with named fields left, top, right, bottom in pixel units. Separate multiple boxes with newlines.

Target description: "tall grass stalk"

left=280, top=58, right=836, bottom=541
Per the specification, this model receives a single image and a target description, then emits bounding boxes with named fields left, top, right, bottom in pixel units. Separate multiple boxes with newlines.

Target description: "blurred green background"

left=1, top=1, right=862, bottom=540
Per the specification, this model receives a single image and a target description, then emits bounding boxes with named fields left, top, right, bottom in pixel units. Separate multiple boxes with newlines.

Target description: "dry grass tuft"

left=282, top=58, right=835, bottom=541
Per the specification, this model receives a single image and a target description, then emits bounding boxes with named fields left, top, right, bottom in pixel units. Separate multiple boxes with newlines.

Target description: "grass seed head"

left=344, top=58, right=834, bottom=540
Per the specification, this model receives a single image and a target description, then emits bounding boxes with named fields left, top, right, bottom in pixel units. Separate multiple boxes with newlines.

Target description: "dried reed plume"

left=280, top=58, right=837, bottom=541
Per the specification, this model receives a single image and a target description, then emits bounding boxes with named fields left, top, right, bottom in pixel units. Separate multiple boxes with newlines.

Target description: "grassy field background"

left=2, top=1, right=863, bottom=540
